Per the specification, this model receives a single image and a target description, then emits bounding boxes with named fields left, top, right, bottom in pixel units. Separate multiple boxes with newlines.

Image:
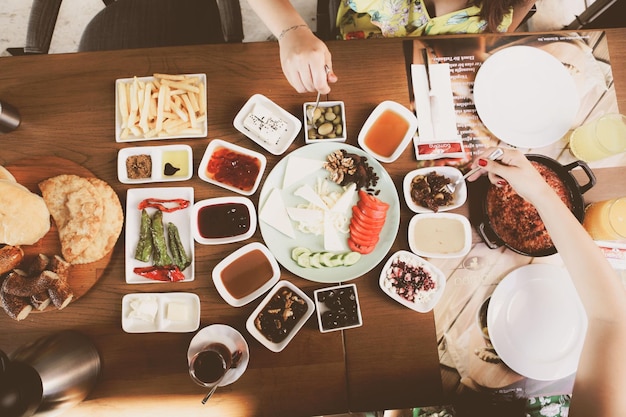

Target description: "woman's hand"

left=466, top=147, right=552, bottom=205
left=278, top=29, right=338, bottom=94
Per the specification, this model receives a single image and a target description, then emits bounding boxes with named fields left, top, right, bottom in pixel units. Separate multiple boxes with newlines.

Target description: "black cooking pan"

left=473, top=154, right=596, bottom=257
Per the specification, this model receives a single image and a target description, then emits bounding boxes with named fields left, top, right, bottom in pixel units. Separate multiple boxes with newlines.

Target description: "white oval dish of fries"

left=115, top=73, right=208, bottom=142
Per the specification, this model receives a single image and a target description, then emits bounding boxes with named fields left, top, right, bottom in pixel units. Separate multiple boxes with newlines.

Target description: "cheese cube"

left=243, top=103, right=288, bottom=145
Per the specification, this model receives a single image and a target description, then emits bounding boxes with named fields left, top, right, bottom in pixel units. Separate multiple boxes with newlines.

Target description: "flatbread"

left=72, top=178, right=123, bottom=264
left=0, top=180, right=50, bottom=245
left=38, top=174, right=104, bottom=263
left=0, top=166, right=16, bottom=182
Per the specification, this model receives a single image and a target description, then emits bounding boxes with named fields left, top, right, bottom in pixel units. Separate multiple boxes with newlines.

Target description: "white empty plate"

left=487, top=264, right=588, bottom=381
left=473, top=46, right=579, bottom=148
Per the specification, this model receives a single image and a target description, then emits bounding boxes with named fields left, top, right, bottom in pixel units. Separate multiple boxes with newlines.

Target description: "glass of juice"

left=583, top=197, right=626, bottom=241
left=569, top=113, right=626, bottom=162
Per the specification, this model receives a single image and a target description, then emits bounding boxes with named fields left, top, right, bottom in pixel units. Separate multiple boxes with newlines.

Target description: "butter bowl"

left=408, top=213, right=471, bottom=258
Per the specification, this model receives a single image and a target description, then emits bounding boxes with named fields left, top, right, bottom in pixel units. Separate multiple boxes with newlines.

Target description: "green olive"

left=317, top=122, right=334, bottom=136
left=324, top=111, right=336, bottom=121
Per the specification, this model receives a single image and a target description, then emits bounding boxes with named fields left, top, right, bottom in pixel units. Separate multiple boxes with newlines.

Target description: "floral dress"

left=336, top=0, right=513, bottom=39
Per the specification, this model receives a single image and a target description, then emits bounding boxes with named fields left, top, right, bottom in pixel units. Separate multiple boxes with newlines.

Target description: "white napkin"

left=411, top=63, right=459, bottom=142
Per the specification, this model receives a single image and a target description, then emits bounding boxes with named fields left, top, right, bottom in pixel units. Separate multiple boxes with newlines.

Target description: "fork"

left=306, top=91, right=321, bottom=124
left=443, top=148, right=504, bottom=194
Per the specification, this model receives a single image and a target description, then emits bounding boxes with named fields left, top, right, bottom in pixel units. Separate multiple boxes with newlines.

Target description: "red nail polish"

left=497, top=180, right=507, bottom=186
left=478, top=159, right=487, bottom=167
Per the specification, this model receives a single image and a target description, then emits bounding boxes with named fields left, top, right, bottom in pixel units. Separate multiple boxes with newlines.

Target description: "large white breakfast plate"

left=473, top=46, right=579, bottom=148
left=258, top=142, right=400, bottom=283
left=115, top=73, right=207, bottom=142
left=125, top=187, right=195, bottom=283
left=487, top=264, right=588, bottom=381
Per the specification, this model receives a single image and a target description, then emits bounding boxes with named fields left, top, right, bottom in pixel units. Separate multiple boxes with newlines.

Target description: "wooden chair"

left=8, top=0, right=243, bottom=55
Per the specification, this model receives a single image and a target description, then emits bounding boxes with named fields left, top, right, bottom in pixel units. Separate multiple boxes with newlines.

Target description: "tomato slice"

left=351, top=206, right=386, bottom=227
left=358, top=189, right=390, bottom=211
left=354, top=203, right=387, bottom=220
left=349, top=225, right=380, bottom=246
left=348, top=238, right=376, bottom=255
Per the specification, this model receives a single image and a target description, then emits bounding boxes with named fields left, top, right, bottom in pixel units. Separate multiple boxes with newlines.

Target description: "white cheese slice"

left=128, top=297, right=159, bottom=323
left=294, top=183, right=328, bottom=210
left=330, top=183, right=357, bottom=214
left=242, top=102, right=288, bottom=145
left=166, top=302, right=189, bottom=322
left=323, top=212, right=347, bottom=252
left=282, top=156, right=325, bottom=189
left=286, top=207, right=324, bottom=223
left=260, top=187, right=295, bottom=239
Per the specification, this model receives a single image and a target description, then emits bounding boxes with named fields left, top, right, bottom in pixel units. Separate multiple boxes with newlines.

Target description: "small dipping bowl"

left=303, top=101, right=347, bottom=144
left=358, top=101, right=418, bottom=163
left=408, top=213, right=471, bottom=258
left=212, top=242, right=280, bottom=307
left=192, top=196, right=256, bottom=245
left=314, top=283, right=362, bottom=333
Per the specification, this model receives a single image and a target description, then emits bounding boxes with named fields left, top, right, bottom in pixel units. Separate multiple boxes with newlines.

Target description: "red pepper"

left=133, top=265, right=185, bottom=282
left=138, top=198, right=190, bottom=212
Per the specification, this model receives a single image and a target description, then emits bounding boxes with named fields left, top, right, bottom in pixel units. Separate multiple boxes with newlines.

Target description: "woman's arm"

left=246, top=0, right=338, bottom=93
left=471, top=148, right=626, bottom=416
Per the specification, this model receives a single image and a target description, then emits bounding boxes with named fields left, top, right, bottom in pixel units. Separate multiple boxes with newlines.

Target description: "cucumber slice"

left=319, top=252, right=335, bottom=267
left=292, top=246, right=311, bottom=261
left=310, top=252, right=322, bottom=268
left=328, top=254, right=345, bottom=267
left=341, top=251, right=361, bottom=266
left=296, top=252, right=312, bottom=268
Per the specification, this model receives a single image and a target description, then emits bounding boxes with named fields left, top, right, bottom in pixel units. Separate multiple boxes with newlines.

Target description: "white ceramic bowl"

left=303, top=101, right=347, bottom=144
left=379, top=250, right=446, bottom=313
left=198, top=139, right=266, bottom=196
left=313, top=283, right=362, bottom=333
left=357, top=100, right=418, bottom=163
left=192, top=196, right=256, bottom=245
left=233, top=94, right=302, bottom=155
left=403, top=166, right=467, bottom=213
left=212, top=242, right=280, bottom=307
left=408, top=213, right=471, bottom=258
left=246, top=280, right=315, bottom=352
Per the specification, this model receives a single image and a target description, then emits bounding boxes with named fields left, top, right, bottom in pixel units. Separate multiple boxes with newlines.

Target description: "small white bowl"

left=233, top=94, right=302, bottom=155
left=212, top=242, right=280, bottom=307
left=246, top=280, right=315, bottom=352
left=192, top=196, right=256, bottom=245
left=314, top=283, right=362, bottom=333
left=379, top=250, right=446, bottom=313
left=198, top=139, right=266, bottom=196
left=357, top=101, right=418, bottom=163
left=408, top=213, right=471, bottom=258
left=403, top=166, right=467, bottom=213
left=303, top=101, right=347, bottom=144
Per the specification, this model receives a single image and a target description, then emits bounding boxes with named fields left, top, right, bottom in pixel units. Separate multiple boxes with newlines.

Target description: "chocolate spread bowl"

left=471, top=154, right=596, bottom=257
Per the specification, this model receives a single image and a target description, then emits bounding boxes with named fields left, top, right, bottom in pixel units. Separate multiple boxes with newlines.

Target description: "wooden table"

left=0, top=28, right=625, bottom=417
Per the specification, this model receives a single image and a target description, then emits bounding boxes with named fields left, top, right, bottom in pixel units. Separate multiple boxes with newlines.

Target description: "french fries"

left=117, top=73, right=206, bottom=140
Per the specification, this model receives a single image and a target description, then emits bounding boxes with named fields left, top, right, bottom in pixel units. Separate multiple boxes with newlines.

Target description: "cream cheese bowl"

left=408, top=213, right=471, bottom=258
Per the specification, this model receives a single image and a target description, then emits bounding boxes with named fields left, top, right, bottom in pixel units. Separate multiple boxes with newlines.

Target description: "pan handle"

left=478, top=222, right=503, bottom=249
left=563, top=160, right=596, bottom=194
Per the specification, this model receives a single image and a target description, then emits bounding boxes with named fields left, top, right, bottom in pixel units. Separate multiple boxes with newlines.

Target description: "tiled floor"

left=1, top=0, right=590, bottom=56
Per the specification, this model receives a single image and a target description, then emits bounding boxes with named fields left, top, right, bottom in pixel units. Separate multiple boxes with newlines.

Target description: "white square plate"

left=115, top=73, right=207, bottom=142
left=125, top=187, right=194, bottom=283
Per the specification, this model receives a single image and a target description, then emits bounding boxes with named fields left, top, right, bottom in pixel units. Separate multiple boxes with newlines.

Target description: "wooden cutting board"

left=5, top=156, right=117, bottom=311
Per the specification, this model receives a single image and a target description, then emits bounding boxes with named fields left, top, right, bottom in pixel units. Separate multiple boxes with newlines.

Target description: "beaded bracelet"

left=278, top=24, right=309, bottom=40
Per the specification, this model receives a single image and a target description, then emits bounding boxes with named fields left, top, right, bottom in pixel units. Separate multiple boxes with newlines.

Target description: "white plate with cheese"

left=258, top=142, right=400, bottom=283
left=233, top=94, right=302, bottom=155
left=122, top=292, right=200, bottom=333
